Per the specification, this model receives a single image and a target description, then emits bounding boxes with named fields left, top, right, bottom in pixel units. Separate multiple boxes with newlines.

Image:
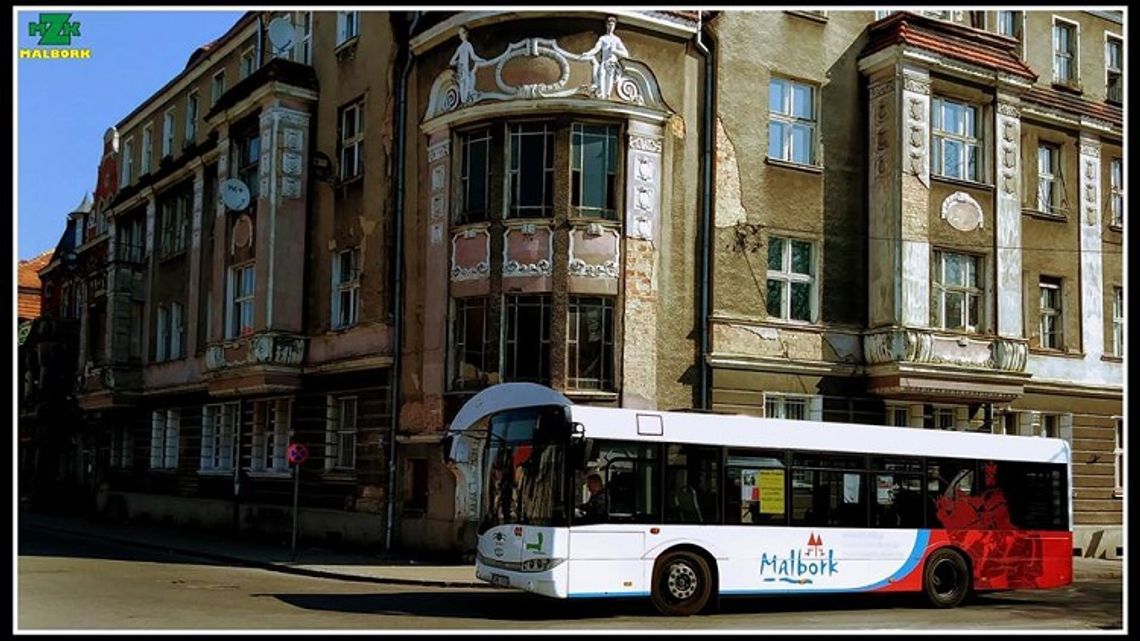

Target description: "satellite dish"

left=221, top=178, right=251, bottom=211
left=267, top=17, right=296, bottom=56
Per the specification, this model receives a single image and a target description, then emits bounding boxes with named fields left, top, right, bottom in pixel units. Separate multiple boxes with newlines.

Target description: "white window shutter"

left=325, top=395, right=338, bottom=471
left=1060, top=413, right=1074, bottom=444
left=1017, top=411, right=1036, bottom=437
left=809, top=396, right=823, bottom=422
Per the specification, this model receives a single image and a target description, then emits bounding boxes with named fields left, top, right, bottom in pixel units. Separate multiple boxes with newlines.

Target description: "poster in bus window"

left=758, top=469, right=784, bottom=514
left=877, top=474, right=895, bottom=505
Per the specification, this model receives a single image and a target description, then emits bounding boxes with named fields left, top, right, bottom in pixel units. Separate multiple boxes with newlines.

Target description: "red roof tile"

left=18, top=292, right=42, bottom=320
left=18, top=250, right=53, bottom=289
left=864, top=11, right=1037, bottom=82
left=1021, top=86, right=1122, bottom=128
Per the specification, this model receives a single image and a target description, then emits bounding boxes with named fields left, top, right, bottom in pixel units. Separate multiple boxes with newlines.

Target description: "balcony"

left=75, top=361, right=143, bottom=410
left=863, top=327, right=1030, bottom=402
left=203, top=331, right=307, bottom=396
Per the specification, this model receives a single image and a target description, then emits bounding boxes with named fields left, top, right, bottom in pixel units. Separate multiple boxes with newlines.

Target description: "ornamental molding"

left=902, top=76, right=930, bottom=96
left=869, top=80, right=894, bottom=100
left=502, top=225, right=554, bottom=278
left=996, top=102, right=1021, bottom=118
left=1079, top=141, right=1101, bottom=158
left=450, top=228, right=491, bottom=281
left=998, top=116, right=1019, bottom=195
left=863, top=328, right=1028, bottom=373
left=629, top=135, right=663, bottom=154
left=904, top=95, right=929, bottom=188
left=425, top=17, right=669, bottom=122
left=204, top=333, right=306, bottom=372
left=428, top=140, right=451, bottom=163
left=568, top=227, right=621, bottom=279
left=940, top=191, right=984, bottom=232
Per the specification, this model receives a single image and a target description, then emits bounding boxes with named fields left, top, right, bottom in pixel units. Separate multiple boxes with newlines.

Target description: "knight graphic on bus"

left=448, top=383, right=1073, bottom=616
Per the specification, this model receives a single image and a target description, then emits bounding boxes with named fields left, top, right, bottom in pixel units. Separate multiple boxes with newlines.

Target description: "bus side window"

left=725, top=449, right=787, bottom=526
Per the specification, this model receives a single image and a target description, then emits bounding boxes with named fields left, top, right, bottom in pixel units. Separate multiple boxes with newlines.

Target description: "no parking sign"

left=287, top=442, right=309, bottom=466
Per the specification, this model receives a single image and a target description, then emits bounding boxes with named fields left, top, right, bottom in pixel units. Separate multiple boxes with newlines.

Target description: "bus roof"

left=569, top=405, right=1070, bottom=465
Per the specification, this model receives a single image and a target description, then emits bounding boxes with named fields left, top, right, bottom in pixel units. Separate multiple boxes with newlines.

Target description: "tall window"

left=450, top=296, right=488, bottom=390
left=1106, top=36, right=1123, bottom=103
left=252, top=398, right=291, bottom=473
left=211, top=70, right=226, bottom=106
left=185, top=91, right=199, bottom=145
left=162, top=108, right=175, bottom=157
left=929, top=406, right=957, bottom=430
left=1039, top=413, right=1061, bottom=438
left=1113, top=287, right=1124, bottom=357
left=768, top=77, right=817, bottom=165
left=141, top=125, right=153, bottom=174
left=997, top=11, right=1021, bottom=39
left=111, top=425, right=134, bottom=469
left=294, top=12, right=313, bottom=65
left=1038, top=277, right=1063, bottom=349
left=337, top=11, right=360, bottom=45
left=567, top=297, right=615, bottom=390
left=886, top=405, right=912, bottom=428
left=339, top=100, right=363, bottom=181
left=503, top=294, right=551, bottom=384
left=932, top=250, right=982, bottom=332
left=509, top=122, right=555, bottom=218
left=234, top=127, right=260, bottom=201
left=458, top=128, right=491, bottom=223
left=159, top=186, right=190, bottom=256
left=765, top=393, right=811, bottom=420
left=766, top=236, right=814, bottom=322
left=200, top=402, right=239, bottom=472
left=1037, top=143, right=1061, bottom=213
left=931, top=97, right=981, bottom=181
left=228, top=263, right=255, bottom=338
left=332, top=248, right=360, bottom=329
left=239, top=46, right=256, bottom=79
left=121, top=137, right=133, bottom=188
left=155, top=302, right=184, bottom=361
left=1114, top=419, right=1124, bottom=498
left=1053, top=19, right=1078, bottom=85
left=326, top=395, right=357, bottom=470
left=149, top=409, right=180, bottom=469
left=1109, top=158, right=1123, bottom=227
left=571, top=123, right=619, bottom=219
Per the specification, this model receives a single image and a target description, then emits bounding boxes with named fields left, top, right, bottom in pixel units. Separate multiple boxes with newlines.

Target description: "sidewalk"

left=20, top=510, right=1121, bottom=586
left=19, top=510, right=486, bottom=589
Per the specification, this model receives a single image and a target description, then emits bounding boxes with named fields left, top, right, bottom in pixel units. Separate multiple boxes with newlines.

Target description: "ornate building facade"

left=20, top=9, right=1123, bottom=559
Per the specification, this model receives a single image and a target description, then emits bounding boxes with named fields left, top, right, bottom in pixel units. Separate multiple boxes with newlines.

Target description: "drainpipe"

left=385, top=10, right=421, bottom=553
left=693, top=13, right=715, bottom=410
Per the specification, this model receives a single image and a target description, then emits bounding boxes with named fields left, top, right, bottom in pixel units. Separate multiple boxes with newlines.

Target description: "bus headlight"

left=521, top=558, right=565, bottom=572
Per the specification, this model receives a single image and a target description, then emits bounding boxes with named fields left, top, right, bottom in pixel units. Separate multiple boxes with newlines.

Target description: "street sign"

left=287, top=442, right=309, bottom=466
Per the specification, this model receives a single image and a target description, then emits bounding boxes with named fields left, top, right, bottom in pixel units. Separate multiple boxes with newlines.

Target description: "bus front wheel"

left=922, top=548, right=971, bottom=608
left=650, top=550, right=714, bottom=616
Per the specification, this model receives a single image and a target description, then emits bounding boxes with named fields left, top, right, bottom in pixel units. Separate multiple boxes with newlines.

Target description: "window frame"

left=764, top=393, right=812, bottom=420
left=508, top=121, right=556, bottom=219
left=501, top=294, right=552, bottom=385
left=767, top=76, right=818, bottom=167
left=997, top=10, right=1021, bottom=39
left=294, top=11, right=313, bottom=65
left=1037, top=142, right=1061, bottom=214
left=1114, top=418, right=1124, bottom=498
left=331, top=248, right=361, bottom=330
left=252, top=397, right=292, bottom=474
left=1112, top=287, right=1124, bottom=358
left=570, top=122, right=620, bottom=220
left=1038, top=276, right=1063, bottom=350
left=140, top=124, right=153, bottom=175
left=228, top=262, right=255, bottom=339
left=339, top=99, right=364, bottom=182
left=336, top=11, right=360, bottom=46
left=327, top=395, right=358, bottom=470
left=120, top=136, right=133, bottom=188
left=931, top=249, right=984, bottom=333
left=211, top=69, right=226, bottom=106
left=162, top=108, right=176, bottom=158
left=1109, top=157, right=1123, bottom=228
left=765, top=235, right=817, bottom=323
left=1052, top=16, right=1080, bottom=87
left=449, top=296, right=489, bottom=391
left=185, top=91, right=199, bottom=146
left=931, top=96, right=982, bottom=182
left=457, top=126, right=492, bottom=224
left=149, top=409, right=180, bottom=470
left=200, top=402, right=239, bottom=473
left=566, top=296, right=616, bottom=391
left=1105, top=33, right=1123, bottom=104
left=239, top=46, right=256, bottom=79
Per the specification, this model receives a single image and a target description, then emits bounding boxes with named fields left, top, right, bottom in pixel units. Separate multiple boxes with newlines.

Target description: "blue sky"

left=16, top=9, right=244, bottom=259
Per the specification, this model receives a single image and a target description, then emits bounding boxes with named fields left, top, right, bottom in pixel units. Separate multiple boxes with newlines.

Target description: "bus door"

left=569, top=442, right=660, bottom=596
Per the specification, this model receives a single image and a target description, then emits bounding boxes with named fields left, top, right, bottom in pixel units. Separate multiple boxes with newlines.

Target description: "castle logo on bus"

left=759, top=533, right=838, bottom=584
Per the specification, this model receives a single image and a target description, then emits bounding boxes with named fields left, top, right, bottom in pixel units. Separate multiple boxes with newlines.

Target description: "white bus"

left=445, top=383, right=1073, bottom=616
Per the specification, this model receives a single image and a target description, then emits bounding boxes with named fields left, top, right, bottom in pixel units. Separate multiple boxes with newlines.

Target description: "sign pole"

left=290, top=461, right=300, bottom=561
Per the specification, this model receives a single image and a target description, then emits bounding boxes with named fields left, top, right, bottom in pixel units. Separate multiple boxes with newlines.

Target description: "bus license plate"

left=492, top=574, right=510, bottom=588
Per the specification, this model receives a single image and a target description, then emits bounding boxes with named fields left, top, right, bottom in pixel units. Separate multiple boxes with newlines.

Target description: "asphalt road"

left=17, top=524, right=1123, bottom=631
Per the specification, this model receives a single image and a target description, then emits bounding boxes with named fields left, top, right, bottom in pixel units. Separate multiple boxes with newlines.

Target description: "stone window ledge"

left=196, top=469, right=233, bottom=476
left=1028, top=348, right=1084, bottom=359
left=1022, top=208, right=1068, bottom=222
left=930, top=174, right=994, bottom=192
left=785, top=10, right=828, bottom=23
left=764, top=156, right=823, bottom=175
left=1101, top=355, right=1124, bottom=363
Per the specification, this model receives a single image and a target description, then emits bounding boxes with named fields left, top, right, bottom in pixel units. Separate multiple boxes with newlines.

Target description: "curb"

left=31, top=522, right=490, bottom=590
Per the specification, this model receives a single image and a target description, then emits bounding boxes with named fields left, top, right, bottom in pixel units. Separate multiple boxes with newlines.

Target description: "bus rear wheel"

left=651, top=550, right=713, bottom=616
left=923, top=548, right=971, bottom=608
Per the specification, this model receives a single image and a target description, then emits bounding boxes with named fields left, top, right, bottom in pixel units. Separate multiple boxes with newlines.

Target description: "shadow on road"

left=253, top=589, right=1027, bottom=620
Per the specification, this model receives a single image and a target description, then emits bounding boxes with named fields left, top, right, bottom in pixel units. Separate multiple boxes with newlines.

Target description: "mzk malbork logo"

left=759, top=532, right=839, bottom=584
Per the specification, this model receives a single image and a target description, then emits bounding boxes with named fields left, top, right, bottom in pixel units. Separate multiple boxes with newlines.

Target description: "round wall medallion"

left=940, top=191, right=984, bottom=232
left=233, top=214, right=253, bottom=248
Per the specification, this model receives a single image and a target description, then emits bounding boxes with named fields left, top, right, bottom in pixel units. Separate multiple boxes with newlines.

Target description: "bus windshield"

left=478, top=406, right=568, bottom=534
